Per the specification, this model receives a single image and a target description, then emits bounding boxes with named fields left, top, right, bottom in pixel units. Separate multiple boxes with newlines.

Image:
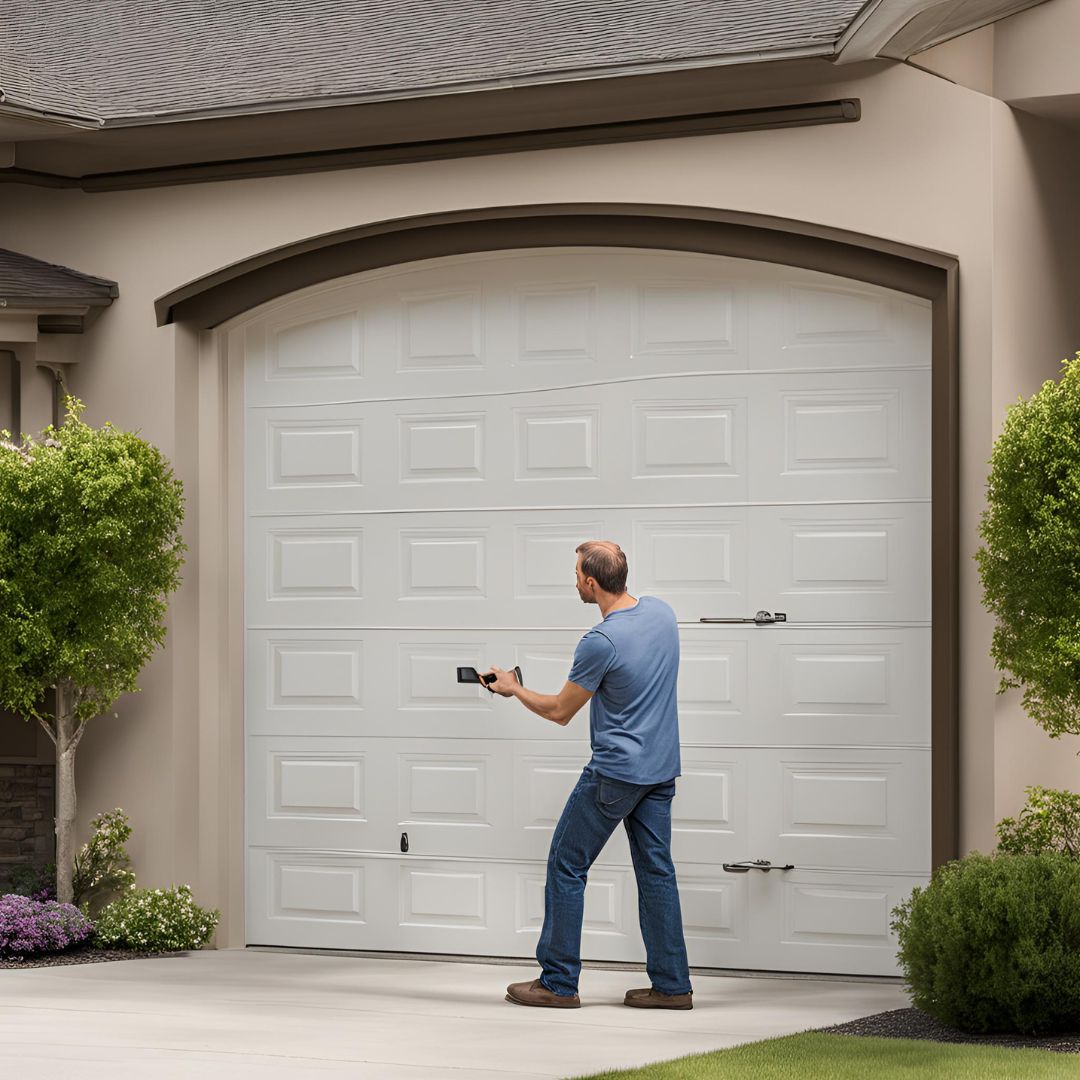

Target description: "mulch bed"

left=820, top=1007, right=1080, bottom=1054
left=1, top=947, right=183, bottom=969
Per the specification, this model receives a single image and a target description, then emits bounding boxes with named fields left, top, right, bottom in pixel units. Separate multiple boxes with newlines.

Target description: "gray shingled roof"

left=2, top=0, right=868, bottom=125
left=0, top=249, right=118, bottom=304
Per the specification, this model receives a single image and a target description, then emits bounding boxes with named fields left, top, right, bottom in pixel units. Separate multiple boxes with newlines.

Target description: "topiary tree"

left=975, top=353, right=1080, bottom=738
left=0, top=397, right=185, bottom=903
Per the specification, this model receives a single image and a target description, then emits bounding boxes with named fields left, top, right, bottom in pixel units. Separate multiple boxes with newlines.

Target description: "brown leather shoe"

left=506, top=978, right=581, bottom=1008
left=624, top=987, right=693, bottom=1010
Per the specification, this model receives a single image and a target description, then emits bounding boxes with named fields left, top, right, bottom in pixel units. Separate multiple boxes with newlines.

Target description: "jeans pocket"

left=597, top=777, right=642, bottom=819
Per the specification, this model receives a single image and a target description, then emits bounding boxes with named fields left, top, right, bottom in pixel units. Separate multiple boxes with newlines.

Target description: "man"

left=483, top=540, right=693, bottom=1010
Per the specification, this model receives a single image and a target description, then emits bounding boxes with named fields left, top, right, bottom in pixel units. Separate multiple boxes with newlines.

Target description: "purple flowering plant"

left=0, top=893, right=94, bottom=956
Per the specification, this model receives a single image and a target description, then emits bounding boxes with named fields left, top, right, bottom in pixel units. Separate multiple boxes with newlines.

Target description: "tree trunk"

left=54, top=679, right=78, bottom=905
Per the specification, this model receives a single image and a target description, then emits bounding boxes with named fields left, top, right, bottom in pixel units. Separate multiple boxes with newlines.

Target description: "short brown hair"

left=575, top=540, right=628, bottom=595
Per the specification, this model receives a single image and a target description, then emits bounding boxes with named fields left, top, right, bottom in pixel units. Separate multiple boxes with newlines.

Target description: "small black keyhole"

left=400, top=832, right=409, bottom=853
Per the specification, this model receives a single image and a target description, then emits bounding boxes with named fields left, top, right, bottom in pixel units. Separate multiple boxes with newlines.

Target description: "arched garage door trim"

left=162, top=203, right=958, bottom=869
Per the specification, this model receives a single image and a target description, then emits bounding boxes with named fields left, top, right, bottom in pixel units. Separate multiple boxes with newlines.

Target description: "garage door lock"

left=400, top=832, right=409, bottom=854
left=722, top=859, right=795, bottom=873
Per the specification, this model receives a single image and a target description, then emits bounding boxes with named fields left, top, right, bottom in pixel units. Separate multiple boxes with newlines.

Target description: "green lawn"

left=569, top=1032, right=1080, bottom=1079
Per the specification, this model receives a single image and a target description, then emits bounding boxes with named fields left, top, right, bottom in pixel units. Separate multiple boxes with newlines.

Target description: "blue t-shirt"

left=567, top=595, right=681, bottom=785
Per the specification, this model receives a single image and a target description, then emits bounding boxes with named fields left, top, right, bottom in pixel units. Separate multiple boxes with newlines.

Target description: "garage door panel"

left=748, top=749, right=931, bottom=874
left=750, top=280, right=932, bottom=375
left=748, top=502, right=930, bottom=623
left=242, top=250, right=929, bottom=409
left=744, top=870, right=927, bottom=976
left=245, top=371, right=925, bottom=517
left=245, top=380, right=751, bottom=516
left=246, top=505, right=927, bottom=627
left=676, top=627, right=929, bottom=748
left=749, top=370, right=930, bottom=504
left=247, top=737, right=376, bottom=849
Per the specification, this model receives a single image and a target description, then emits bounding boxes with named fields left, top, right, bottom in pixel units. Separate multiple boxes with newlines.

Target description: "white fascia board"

left=836, top=0, right=1050, bottom=63
left=835, top=0, right=949, bottom=63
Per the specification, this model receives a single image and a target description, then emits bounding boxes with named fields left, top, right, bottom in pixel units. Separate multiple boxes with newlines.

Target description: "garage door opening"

left=237, top=247, right=932, bottom=976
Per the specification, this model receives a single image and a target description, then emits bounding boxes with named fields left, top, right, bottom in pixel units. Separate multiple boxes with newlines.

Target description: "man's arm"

left=483, top=668, right=592, bottom=726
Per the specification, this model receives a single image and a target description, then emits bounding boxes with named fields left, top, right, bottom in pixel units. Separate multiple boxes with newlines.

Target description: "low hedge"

left=893, top=852, right=1080, bottom=1035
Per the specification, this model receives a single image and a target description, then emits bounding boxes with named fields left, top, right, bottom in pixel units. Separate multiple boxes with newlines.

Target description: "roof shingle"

left=1, top=0, right=867, bottom=124
left=0, top=249, right=118, bottom=304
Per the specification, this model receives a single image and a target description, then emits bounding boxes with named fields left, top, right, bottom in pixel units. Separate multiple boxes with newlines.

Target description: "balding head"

left=575, top=540, right=628, bottom=596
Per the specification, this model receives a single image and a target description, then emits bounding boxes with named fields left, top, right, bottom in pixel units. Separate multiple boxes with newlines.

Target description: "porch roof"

left=0, top=249, right=119, bottom=308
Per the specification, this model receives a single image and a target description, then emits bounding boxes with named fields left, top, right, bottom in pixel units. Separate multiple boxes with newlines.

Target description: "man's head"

left=575, top=540, right=628, bottom=604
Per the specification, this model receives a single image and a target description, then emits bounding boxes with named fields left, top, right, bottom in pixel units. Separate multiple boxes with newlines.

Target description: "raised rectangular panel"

left=784, top=391, right=898, bottom=472
left=512, top=645, right=578, bottom=694
left=518, top=758, right=584, bottom=829
left=269, top=422, right=362, bottom=487
left=400, top=532, right=486, bottom=596
left=636, top=522, right=740, bottom=592
left=792, top=654, right=888, bottom=706
left=677, top=643, right=744, bottom=717
left=270, top=642, right=362, bottom=707
left=784, top=883, right=892, bottom=945
left=793, top=530, right=888, bottom=585
left=785, top=768, right=890, bottom=832
left=679, top=877, right=741, bottom=940
left=516, top=284, right=596, bottom=362
left=400, top=868, right=485, bottom=927
left=269, top=311, right=360, bottom=379
left=514, top=524, right=601, bottom=598
left=516, top=408, right=598, bottom=478
left=635, top=284, right=735, bottom=354
left=400, top=758, right=488, bottom=823
left=517, top=872, right=622, bottom=932
left=790, top=286, right=887, bottom=340
left=399, top=644, right=490, bottom=710
left=270, top=531, right=362, bottom=597
left=272, top=755, right=365, bottom=818
left=400, top=289, right=482, bottom=370
left=275, top=859, right=363, bottom=918
left=400, top=414, right=484, bottom=481
left=583, top=879, right=621, bottom=932
left=633, top=403, right=737, bottom=477
left=672, top=766, right=734, bottom=832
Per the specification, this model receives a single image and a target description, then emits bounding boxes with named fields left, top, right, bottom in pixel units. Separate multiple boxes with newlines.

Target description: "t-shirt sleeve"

left=567, top=630, right=616, bottom=692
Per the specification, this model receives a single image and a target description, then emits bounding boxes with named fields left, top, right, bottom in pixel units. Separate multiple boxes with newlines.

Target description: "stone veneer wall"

left=0, top=764, right=55, bottom=890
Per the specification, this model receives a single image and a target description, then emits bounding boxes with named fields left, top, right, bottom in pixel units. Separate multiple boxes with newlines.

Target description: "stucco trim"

left=181, top=206, right=959, bottom=948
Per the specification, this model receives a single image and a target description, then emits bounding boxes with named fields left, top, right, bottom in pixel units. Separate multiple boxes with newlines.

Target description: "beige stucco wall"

left=4, top=58, right=1078, bottom=942
left=990, top=103, right=1080, bottom=822
left=995, top=0, right=1080, bottom=104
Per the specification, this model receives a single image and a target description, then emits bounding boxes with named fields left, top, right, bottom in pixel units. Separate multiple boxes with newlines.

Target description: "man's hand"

left=481, top=666, right=520, bottom=698
left=480, top=670, right=592, bottom=726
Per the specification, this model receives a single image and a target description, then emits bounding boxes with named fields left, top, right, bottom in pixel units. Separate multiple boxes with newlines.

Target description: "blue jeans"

left=536, top=764, right=692, bottom=997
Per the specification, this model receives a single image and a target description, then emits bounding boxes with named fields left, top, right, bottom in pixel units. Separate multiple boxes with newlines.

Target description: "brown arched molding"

left=161, top=203, right=959, bottom=867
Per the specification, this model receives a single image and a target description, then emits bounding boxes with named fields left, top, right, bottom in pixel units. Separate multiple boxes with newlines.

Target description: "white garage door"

left=241, top=248, right=932, bottom=976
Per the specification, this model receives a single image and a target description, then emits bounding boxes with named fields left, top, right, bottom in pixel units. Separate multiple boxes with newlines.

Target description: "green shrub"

left=93, top=885, right=219, bottom=951
left=73, top=808, right=136, bottom=916
left=975, top=353, right=1080, bottom=738
left=892, top=853, right=1080, bottom=1034
left=8, top=862, right=56, bottom=901
left=997, top=786, right=1080, bottom=859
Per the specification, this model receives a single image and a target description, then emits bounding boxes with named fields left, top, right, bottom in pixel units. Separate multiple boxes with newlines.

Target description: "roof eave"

left=835, top=0, right=1050, bottom=63
left=1, top=42, right=839, bottom=130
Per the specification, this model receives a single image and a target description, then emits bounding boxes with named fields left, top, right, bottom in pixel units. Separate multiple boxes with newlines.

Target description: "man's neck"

left=598, top=592, right=638, bottom=618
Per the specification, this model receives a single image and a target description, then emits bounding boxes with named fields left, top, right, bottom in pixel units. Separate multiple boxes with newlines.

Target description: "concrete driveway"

left=0, top=949, right=908, bottom=1079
